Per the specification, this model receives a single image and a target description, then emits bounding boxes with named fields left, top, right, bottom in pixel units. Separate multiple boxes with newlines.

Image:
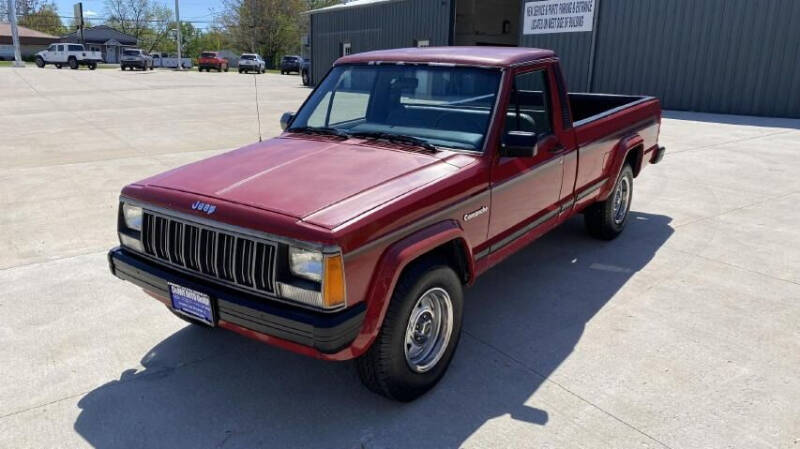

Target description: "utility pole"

left=250, top=0, right=256, bottom=53
left=74, top=3, right=84, bottom=47
left=8, top=0, right=24, bottom=67
left=174, top=0, right=183, bottom=70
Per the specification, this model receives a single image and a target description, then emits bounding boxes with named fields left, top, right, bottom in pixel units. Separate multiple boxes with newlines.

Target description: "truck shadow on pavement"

left=74, top=212, right=672, bottom=449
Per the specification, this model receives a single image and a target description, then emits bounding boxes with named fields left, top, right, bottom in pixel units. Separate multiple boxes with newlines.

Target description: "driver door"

left=488, top=66, right=565, bottom=243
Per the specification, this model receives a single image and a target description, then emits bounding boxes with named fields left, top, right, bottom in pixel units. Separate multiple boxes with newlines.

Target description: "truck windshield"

left=123, top=50, right=140, bottom=56
left=201, top=52, right=216, bottom=58
left=289, top=64, right=502, bottom=152
left=241, top=54, right=256, bottom=60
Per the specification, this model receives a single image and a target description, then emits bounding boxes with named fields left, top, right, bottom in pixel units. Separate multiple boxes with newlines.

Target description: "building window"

left=341, top=42, right=351, bottom=56
left=415, top=39, right=430, bottom=47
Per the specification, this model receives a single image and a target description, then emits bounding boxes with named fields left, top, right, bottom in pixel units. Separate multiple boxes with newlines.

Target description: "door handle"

left=549, top=145, right=567, bottom=155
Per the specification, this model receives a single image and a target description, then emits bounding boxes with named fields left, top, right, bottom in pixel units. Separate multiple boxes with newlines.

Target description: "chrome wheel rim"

left=404, top=287, right=453, bottom=373
left=612, top=176, right=631, bottom=224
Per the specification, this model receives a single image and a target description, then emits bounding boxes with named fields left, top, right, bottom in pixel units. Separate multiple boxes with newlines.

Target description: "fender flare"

left=345, top=220, right=475, bottom=358
left=599, top=133, right=644, bottom=200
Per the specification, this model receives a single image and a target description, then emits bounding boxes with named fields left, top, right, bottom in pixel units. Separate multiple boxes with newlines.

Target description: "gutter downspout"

left=586, top=0, right=601, bottom=92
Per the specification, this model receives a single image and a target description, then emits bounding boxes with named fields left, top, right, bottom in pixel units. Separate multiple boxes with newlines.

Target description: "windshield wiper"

left=287, top=126, right=350, bottom=138
left=350, top=131, right=437, bottom=152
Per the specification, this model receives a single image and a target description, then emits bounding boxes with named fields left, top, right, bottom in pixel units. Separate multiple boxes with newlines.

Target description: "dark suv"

left=280, top=55, right=302, bottom=74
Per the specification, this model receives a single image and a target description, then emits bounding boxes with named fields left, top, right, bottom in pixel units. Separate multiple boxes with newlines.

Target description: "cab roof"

left=334, top=46, right=556, bottom=68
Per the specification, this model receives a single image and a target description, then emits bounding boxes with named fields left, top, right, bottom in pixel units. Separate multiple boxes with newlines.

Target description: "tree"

left=3, top=1, right=66, bottom=36
left=103, top=0, right=154, bottom=40
left=17, top=2, right=65, bottom=36
left=219, top=0, right=304, bottom=66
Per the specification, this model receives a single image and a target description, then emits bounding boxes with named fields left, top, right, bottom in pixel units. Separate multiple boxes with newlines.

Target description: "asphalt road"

left=1, top=67, right=798, bottom=449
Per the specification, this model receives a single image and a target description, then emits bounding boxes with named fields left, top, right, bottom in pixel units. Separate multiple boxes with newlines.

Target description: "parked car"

left=280, top=55, right=302, bottom=74
left=300, top=58, right=311, bottom=85
left=238, top=53, right=265, bottom=74
left=34, top=43, right=102, bottom=70
left=108, top=47, right=665, bottom=401
left=120, top=48, right=154, bottom=71
left=198, top=51, right=228, bottom=72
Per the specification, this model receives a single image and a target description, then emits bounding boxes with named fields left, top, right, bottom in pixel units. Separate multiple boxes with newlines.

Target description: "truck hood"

left=134, top=136, right=471, bottom=229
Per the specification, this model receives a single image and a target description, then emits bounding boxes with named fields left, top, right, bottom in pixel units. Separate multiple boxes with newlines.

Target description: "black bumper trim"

left=108, top=247, right=365, bottom=353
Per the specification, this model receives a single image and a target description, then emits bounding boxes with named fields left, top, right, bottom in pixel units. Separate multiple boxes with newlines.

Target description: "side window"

left=506, top=69, right=552, bottom=136
left=57, top=45, right=64, bottom=51
left=307, top=68, right=375, bottom=127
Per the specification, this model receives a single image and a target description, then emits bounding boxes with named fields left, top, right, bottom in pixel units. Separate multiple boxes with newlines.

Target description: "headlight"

left=281, top=249, right=346, bottom=309
left=289, top=247, right=322, bottom=282
left=122, top=203, right=143, bottom=231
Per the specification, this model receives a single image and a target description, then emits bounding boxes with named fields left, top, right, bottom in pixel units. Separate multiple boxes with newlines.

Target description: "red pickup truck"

left=109, top=47, right=664, bottom=401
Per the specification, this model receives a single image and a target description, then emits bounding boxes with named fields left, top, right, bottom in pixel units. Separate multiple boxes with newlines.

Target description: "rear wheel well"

left=624, top=145, right=644, bottom=177
left=399, top=239, right=471, bottom=286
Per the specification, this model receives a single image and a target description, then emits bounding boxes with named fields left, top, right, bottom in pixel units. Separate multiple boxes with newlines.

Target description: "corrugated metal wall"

left=521, top=0, right=800, bottom=118
left=519, top=29, right=592, bottom=92
left=310, top=0, right=452, bottom=85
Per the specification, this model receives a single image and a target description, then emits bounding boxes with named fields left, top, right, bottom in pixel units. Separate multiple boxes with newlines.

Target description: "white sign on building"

left=523, top=0, right=595, bottom=35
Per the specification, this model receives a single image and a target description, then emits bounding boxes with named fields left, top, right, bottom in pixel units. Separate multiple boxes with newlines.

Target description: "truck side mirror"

left=501, top=131, right=538, bottom=157
left=280, top=112, right=295, bottom=131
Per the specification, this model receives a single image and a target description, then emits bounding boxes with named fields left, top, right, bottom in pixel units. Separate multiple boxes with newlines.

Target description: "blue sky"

left=51, top=0, right=220, bottom=29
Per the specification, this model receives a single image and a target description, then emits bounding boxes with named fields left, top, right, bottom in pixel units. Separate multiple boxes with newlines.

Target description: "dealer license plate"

left=168, top=283, right=214, bottom=326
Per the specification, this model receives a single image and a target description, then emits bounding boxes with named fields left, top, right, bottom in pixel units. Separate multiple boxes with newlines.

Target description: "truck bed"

left=568, top=93, right=654, bottom=125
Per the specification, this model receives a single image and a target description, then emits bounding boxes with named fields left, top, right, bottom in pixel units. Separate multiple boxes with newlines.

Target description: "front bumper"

left=108, top=247, right=365, bottom=355
left=121, top=60, right=146, bottom=67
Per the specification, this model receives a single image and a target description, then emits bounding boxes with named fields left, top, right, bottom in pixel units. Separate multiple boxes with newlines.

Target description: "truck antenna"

left=253, top=75, right=263, bottom=142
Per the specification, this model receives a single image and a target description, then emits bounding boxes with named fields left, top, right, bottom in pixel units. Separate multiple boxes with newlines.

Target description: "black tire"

left=35, top=56, right=45, bottom=68
left=356, top=263, right=463, bottom=402
left=302, top=70, right=310, bottom=86
left=68, top=57, right=78, bottom=70
left=88, top=62, right=97, bottom=70
left=223, top=64, right=229, bottom=72
left=55, top=63, right=62, bottom=69
left=585, top=164, right=634, bottom=240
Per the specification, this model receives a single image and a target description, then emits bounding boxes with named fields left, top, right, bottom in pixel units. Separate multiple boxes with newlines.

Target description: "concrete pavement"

left=0, top=67, right=798, bottom=448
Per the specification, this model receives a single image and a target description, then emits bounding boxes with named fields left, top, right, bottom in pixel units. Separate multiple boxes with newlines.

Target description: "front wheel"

left=68, top=57, right=78, bottom=70
left=584, top=164, right=634, bottom=240
left=35, top=56, right=45, bottom=68
left=223, top=64, right=229, bottom=72
left=302, top=70, right=310, bottom=86
left=356, top=263, right=463, bottom=401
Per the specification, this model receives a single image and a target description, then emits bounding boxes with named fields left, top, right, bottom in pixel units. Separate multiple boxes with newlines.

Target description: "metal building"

left=307, top=0, right=800, bottom=118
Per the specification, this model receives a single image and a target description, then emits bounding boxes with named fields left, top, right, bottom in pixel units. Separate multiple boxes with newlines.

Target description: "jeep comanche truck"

left=108, top=47, right=665, bottom=401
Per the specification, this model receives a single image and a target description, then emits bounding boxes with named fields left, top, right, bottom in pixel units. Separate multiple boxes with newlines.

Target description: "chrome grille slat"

left=141, top=211, right=277, bottom=295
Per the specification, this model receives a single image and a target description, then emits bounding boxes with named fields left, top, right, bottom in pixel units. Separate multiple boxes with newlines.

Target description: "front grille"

left=141, top=211, right=277, bottom=294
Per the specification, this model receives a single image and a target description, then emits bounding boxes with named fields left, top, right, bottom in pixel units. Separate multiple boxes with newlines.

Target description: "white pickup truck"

left=35, top=43, right=103, bottom=70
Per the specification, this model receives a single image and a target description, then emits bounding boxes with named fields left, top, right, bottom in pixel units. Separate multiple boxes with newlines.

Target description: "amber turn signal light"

left=322, top=254, right=346, bottom=309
